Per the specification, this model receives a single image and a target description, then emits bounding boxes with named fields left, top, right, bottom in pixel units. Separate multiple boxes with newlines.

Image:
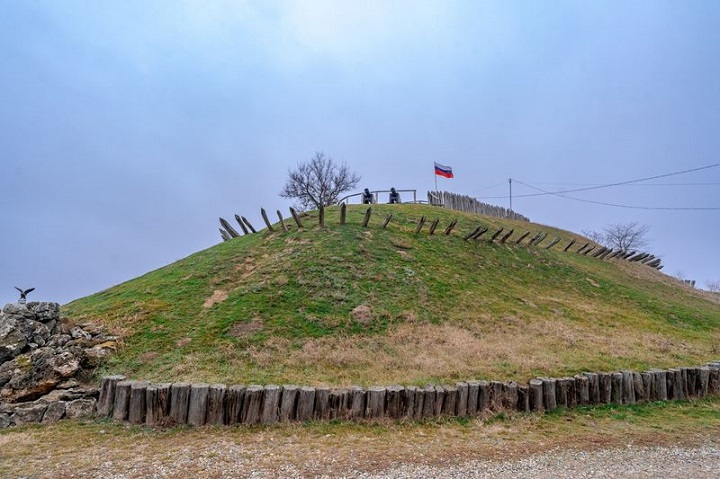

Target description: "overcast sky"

left=2, top=0, right=719, bottom=306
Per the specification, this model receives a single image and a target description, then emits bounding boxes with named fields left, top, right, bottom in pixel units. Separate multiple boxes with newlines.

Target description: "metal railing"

left=338, top=189, right=418, bottom=205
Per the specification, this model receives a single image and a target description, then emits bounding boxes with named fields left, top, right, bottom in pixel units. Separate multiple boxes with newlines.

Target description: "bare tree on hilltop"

left=280, top=152, right=361, bottom=211
left=583, top=222, right=650, bottom=251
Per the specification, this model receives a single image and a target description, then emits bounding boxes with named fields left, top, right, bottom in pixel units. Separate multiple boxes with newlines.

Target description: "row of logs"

left=219, top=206, right=662, bottom=270
left=98, top=362, right=719, bottom=427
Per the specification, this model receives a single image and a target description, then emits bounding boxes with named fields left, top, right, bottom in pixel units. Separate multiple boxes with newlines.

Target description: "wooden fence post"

left=414, top=215, right=426, bottom=234
left=219, top=218, right=240, bottom=238
left=362, top=208, right=372, bottom=228
left=276, top=210, right=289, bottom=231
left=545, top=237, right=561, bottom=249
left=464, top=226, right=482, bottom=241
left=428, top=218, right=440, bottom=235
left=289, top=207, right=303, bottom=228
left=261, top=208, right=275, bottom=232
left=219, top=228, right=231, bottom=241
left=382, top=213, right=393, bottom=229
left=472, top=227, right=489, bottom=240
left=499, top=229, right=514, bottom=243
left=241, top=216, right=257, bottom=234
left=563, top=239, right=576, bottom=252
left=235, top=214, right=250, bottom=235
left=340, top=203, right=347, bottom=225
left=489, top=228, right=504, bottom=242
left=515, top=231, right=530, bottom=244
left=444, top=219, right=457, bottom=236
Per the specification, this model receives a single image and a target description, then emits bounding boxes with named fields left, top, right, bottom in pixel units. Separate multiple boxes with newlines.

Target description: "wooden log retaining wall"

left=99, top=361, right=720, bottom=427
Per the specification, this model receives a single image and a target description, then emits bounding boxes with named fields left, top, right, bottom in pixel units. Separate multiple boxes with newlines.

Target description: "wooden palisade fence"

left=99, top=361, right=720, bottom=427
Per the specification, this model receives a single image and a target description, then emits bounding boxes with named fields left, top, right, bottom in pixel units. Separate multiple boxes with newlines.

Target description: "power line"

left=476, top=163, right=720, bottom=200
left=513, top=179, right=720, bottom=211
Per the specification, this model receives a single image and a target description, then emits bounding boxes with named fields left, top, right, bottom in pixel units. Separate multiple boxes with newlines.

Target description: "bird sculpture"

left=15, top=287, right=35, bottom=304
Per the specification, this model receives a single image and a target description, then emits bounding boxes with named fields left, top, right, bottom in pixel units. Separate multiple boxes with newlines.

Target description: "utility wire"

left=514, top=179, right=720, bottom=211
left=476, top=163, right=720, bottom=200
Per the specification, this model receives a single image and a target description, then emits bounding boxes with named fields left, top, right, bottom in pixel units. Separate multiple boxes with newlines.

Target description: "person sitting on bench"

left=389, top=187, right=400, bottom=204
left=362, top=188, right=374, bottom=204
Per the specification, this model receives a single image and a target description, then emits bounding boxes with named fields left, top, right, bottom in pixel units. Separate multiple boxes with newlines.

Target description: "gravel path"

left=29, top=443, right=717, bottom=478
left=346, top=445, right=720, bottom=479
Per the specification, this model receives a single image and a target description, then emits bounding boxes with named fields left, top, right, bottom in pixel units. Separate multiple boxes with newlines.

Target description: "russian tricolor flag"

left=434, top=162, right=454, bottom=178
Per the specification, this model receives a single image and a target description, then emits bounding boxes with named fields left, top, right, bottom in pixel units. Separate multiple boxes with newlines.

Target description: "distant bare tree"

left=280, top=152, right=361, bottom=211
left=706, top=279, right=720, bottom=293
left=604, top=222, right=650, bottom=250
left=581, top=228, right=606, bottom=245
left=585, top=222, right=650, bottom=251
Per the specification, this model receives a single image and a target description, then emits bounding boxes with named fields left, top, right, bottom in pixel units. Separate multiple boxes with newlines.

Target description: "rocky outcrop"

left=0, top=301, right=114, bottom=427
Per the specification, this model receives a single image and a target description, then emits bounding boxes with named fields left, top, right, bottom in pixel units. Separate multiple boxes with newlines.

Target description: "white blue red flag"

left=434, top=162, right=454, bottom=178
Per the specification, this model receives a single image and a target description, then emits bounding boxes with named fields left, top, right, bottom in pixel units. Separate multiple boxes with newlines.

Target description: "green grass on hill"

left=64, top=204, right=720, bottom=386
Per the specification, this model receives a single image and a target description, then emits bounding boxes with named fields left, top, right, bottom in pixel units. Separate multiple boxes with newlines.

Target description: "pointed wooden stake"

left=362, top=207, right=372, bottom=227
left=241, top=216, right=257, bottom=233
left=340, top=203, right=347, bottom=225
left=414, top=215, right=426, bottom=233
left=234, top=214, right=249, bottom=235
left=261, top=208, right=275, bottom=232
left=219, top=218, right=240, bottom=237
left=276, top=210, right=288, bottom=231
left=515, top=231, right=530, bottom=244
left=290, top=207, right=303, bottom=228
left=444, top=219, right=457, bottom=236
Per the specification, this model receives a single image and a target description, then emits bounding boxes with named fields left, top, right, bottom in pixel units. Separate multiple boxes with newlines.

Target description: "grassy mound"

left=64, top=204, right=720, bottom=386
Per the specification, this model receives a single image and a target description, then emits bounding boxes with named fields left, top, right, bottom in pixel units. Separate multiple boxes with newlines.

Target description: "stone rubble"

left=0, top=301, right=110, bottom=428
